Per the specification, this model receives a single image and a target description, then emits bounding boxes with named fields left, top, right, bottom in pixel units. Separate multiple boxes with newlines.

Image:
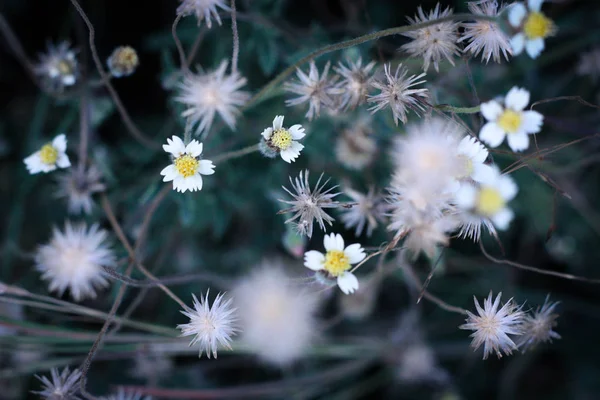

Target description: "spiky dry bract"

left=517, top=296, right=561, bottom=351
left=340, top=187, right=388, bottom=237
left=35, top=222, right=115, bottom=302
left=284, top=61, right=338, bottom=120
left=460, top=1, right=512, bottom=63
left=367, top=63, right=429, bottom=125
left=100, top=388, right=152, bottom=400
left=178, top=290, right=238, bottom=359
left=333, top=58, right=376, bottom=110
left=279, top=170, right=340, bottom=238
left=177, top=60, right=250, bottom=136
left=35, top=41, right=78, bottom=91
left=176, top=0, right=230, bottom=28
left=400, top=4, right=460, bottom=72
left=33, top=367, right=82, bottom=400
left=460, top=292, right=525, bottom=359
left=576, top=48, right=600, bottom=82
left=54, top=165, right=105, bottom=215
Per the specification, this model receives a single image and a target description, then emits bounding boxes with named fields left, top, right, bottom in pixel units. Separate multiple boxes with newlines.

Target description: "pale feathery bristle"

left=460, top=0, right=512, bottom=63
left=333, top=58, right=376, bottom=110
left=517, top=296, right=561, bottom=351
left=284, top=61, right=338, bottom=120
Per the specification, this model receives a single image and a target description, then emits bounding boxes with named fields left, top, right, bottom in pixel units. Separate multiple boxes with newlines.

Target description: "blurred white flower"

left=401, top=4, right=460, bottom=72
left=334, top=58, right=376, bottom=110
left=33, top=367, right=82, bottom=400
left=177, top=0, right=230, bottom=28
left=401, top=214, right=459, bottom=259
left=304, top=233, right=366, bottom=294
left=340, top=186, right=387, bottom=237
left=456, top=136, right=490, bottom=182
left=509, top=0, right=556, bottom=59
left=260, top=115, right=305, bottom=163
left=460, top=291, right=525, bottom=359
left=576, top=48, right=600, bottom=82
left=54, top=165, right=105, bottom=215
left=367, top=63, right=429, bottom=125
left=479, top=86, right=543, bottom=152
left=460, top=1, right=512, bottom=63
left=35, top=222, right=115, bottom=302
left=24, top=134, right=70, bottom=174
left=233, top=263, right=319, bottom=366
left=160, top=136, right=215, bottom=193
left=284, top=61, right=338, bottom=120
left=177, top=61, right=249, bottom=135
left=178, top=290, right=238, bottom=359
left=517, top=296, right=561, bottom=351
left=35, top=41, right=78, bottom=91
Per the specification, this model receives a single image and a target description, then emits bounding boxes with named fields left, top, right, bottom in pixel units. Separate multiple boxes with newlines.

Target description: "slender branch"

left=78, top=88, right=89, bottom=173
left=211, top=143, right=259, bottom=163
left=101, top=266, right=231, bottom=288
left=434, top=104, right=481, bottom=114
left=230, top=0, right=240, bottom=74
left=172, top=14, right=188, bottom=72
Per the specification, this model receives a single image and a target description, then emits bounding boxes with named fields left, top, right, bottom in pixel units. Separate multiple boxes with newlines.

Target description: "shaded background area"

left=2, top=0, right=600, bottom=399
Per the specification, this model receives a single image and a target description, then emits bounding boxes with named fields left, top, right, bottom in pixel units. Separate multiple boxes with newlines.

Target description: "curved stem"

left=211, top=143, right=259, bottom=163
left=230, top=0, right=240, bottom=74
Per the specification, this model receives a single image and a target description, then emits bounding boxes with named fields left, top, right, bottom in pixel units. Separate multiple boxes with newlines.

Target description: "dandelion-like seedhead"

left=284, top=61, right=338, bottom=120
left=517, top=296, right=561, bottom=351
left=54, top=165, right=105, bottom=215
left=335, top=122, right=378, bottom=171
left=334, top=58, right=376, bottom=110
left=460, top=0, right=512, bottom=63
left=35, top=41, right=78, bottom=91
left=33, top=367, right=82, bottom=400
left=340, top=186, right=388, bottom=237
left=176, top=0, right=230, bottom=28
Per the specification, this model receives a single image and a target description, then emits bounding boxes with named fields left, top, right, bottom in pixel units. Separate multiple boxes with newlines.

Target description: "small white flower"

left=460, top=292, right=525, bottom=359
left=456, top=136, right=490, bottom=182
left=177, top=60, right=249, bottom=136
left=284, top=61, right=338, bottom=120
left=34, top=367, right=82, bottom=400
left=304, top=233, right=366, bottom=294
left=508, top=0, right=556, bottom=59
left=35, top=222, right=115, bottom=302
left=333, top=58, right=376, bottom=110
left=517, top=296, right=560, bottom=351
left=178, top=290, right=238, bottom=359
left=24, top=134, right=71, bottom=174
left=479, top=86, right=544, bottom=152
left=454, top=165, right=518, bottom=239
left=176, top=0, right=230, bottom=28
left=260, top=115, right=305, bottom=163
left=35, top=41, right=78, bottom=91
left=460, top=0, right=512, bottom=63
left=160, top=136, right=215, bottom=193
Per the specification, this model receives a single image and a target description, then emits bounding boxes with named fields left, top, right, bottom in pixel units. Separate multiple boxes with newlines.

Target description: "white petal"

left=528, top=0, right=544, bottom=12
left=454, top=183, right=477, bottom=209
left=324, top=233, right=344, bottom=252
left=280, top=141, right=304, bottom=163
left=24, top=153, right=42, bottom=174
left=508, top=3, right=528, bottom=27
left=505, top=87, right=530, bottom=111
left=56, top=154, right=71, bottom=168
left=525, top=38, right=545, bottom=59
left=507, top=132, right=530, bottom=152
left=173, top=176, right=186, bottom=192
left=522, top=111, right=544, bottom=133
left=186, top=140, right=203, bottom=157
left=52, top=134, right=67, bottom=152
left=188, top=174, right=203, bottom=191
left=304, top=250, right=325, bottom=271
left=273, top=115, right=284, bottom=130
left=480, top=101, right=503, bottom=121
left=163, top=136, right=186, bottom=156
left=471, top=163, right=493, bottom=183
left=510, top=33, right=526, bottom=55
left=498, top=175, right=518, bottom=201
left=261, top=127, right=273, bottom=140
left=198, top=159, right=215, bottom=175
left=289, top=125, right=306, bottom=140
left=479, top=122, right=506, bottom=148
left=491, top=208, right=514, bottom=230
left=344, top=244, right=366, bottom=264
left=160, top=164, right=178, bottom=181
left=337, top=272, right=359, bottom=295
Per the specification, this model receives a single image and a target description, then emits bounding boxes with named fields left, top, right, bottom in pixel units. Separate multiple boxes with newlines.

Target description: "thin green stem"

left=211, top=143, right=260, bottom=163
left=434, top=104, right=481, bottom=114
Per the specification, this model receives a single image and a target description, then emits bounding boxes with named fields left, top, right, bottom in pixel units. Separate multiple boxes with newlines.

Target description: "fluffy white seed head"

left=333, top=58, right=376, bottom=110
left=176, top=0, right=230, bottom=28
left=284, top=61, right=338, bottom=120
left=460, top=1, right=512, bottom=63
left=517, top=296, right=560, bottom=351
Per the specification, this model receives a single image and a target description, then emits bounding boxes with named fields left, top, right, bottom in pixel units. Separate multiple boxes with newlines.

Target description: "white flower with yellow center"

left=456, top=136, right=490, bottom=182
left=479, top=87, right=544, bottom=152
left=455, top=165, right=518, bottom=238
left=260, top=115, right=305, bottom=163
left=508, top=0, right=556, bottom=59
left=160, top=135, right=214, bottom=193
left=24, top=134, right=71, bottom=174
left=304, top=233, right=366, bottom=294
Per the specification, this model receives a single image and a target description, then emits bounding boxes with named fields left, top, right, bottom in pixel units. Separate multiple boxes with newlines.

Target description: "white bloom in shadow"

left=260, top=115, right=305, bottom=163
left=161, top=136, right=215, bottom=193
left=24, top=134, right=70, bottom=174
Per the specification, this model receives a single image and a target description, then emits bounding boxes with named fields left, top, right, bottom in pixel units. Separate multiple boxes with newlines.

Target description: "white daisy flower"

left=35, top=222, right=115, bottom=302
left=260, top=115, right=305, bottom=163
left=454, top=165, right=518, bottom=239
left=460, top=0, right=512, bottom=63
left=24, top=134, right=71, bottom=174
left=456, top=136, right=490, bottom=182
left=176, top=0, right=230, bottom=29
left=160, top=136, right=215, bottom=193
left=284, top=61, right=338, bottom=120
left=479, top=86, right=544, bottom=152
left=460, top=292, right=525, bottom=359
left=35, top=41, right=78, bottom=91
left=508, top=0, right=556, bottom=59
left=304, top=233, right=366, bottom=295
left=178, top=290, right=238, bottom=359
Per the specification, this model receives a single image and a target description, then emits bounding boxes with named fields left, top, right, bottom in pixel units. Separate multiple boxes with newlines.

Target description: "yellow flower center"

left=270, top=128, right=293, bottom=150
left=174, top=154, right=199, bottom=178
left=39, top=144, right=59, bottom=165
left=476, top=186, right=505, bottom=217
left=323, top=250, right=350, bottom=277
left=524, top=12, right=554, bottom=40
left=497, top=110, right=522, bottom=134
left=57, top=60, right=73, bottom=75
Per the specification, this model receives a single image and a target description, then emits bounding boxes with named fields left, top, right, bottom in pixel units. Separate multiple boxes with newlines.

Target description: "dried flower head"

left=54, top=165, right=105, bottom=215
left=107, top=46, right=139, bottom=78
left=401, top=4, right=460, bottom=72
left=279, top=170, right=340, bottom=238
left=517, top=296, right=560, bottom=351
left=335, top=117, right=378, bottom=170
left=160, top=136, right=215, bottom=193
left=24, top=134, right=71, bottom=175
left=177, top=60, right=249, bottom=135
left=460, top=1, right=512, bottom=63
left=284, top=61, right=338, bottom=120
left=460, top=292, right=525, bottom=359
left=177, top=0, right=230, bottom=28
left=333, top=58, right=376, bottom=110
left=33, top=367, right=82, bottom=400
left=35, top=221, right=115, bottom=301
left=367, top=63, right=429, bottom=125
left=340, top=186, right=388, bottom=237
left=35, top=41, right=78, bottom=91
left=178, top=290, right=238, bottom=358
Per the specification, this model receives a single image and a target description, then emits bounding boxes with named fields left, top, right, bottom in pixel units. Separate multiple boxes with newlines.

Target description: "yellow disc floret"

left=270, top=128, right=293, bottom=150
left=323, top=250, right=350, bottom=277
left=175, top=154, right=199, bottom=178
left=497, top=110, right=522, bottom=134
left=476, top=186, right=505, bottom=217
left=457, top=155, right=474, bottom=179
left=39, top=144, right=59, bottom=165
left=524, top=12, right=554, bottom=40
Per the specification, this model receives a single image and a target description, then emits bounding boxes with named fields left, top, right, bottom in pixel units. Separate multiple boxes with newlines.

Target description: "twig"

left=172, top=14, right=188, bottom=72
left=230, top=0, right=240, bottom=74
left=211, top=143, right=259, bottom=163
